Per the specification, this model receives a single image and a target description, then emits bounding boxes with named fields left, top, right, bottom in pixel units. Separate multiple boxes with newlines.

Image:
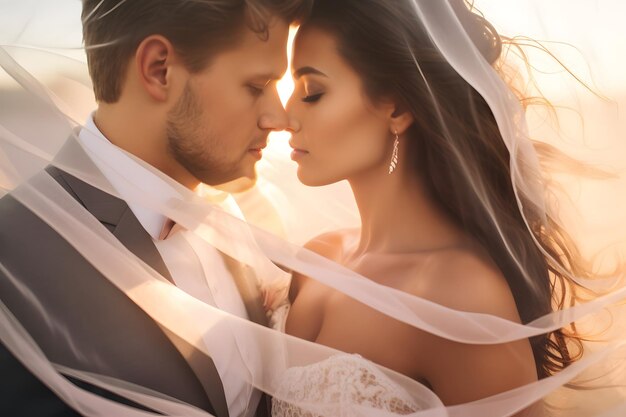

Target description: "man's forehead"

left=244, top=67, right=287, bottom=81
left=206, top=49, right=287, bottom=81
left=235, top=18, right=290, bottom=49
left=225, top=47, right=288, bottom=79
left=205, top=21, right=289, bottom=77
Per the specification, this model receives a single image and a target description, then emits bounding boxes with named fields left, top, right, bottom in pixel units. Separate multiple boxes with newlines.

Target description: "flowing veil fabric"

left=1, top=0, right=626, bottom=416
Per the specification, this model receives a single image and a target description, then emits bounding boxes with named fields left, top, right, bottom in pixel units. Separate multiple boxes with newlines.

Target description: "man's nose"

left=258, top=91, right=289, bottom=131
left=258, top=111, right=288, bottom=131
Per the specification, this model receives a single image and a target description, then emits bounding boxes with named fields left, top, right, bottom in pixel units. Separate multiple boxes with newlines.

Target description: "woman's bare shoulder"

left=301, top=228, right=359, bottom=260
left=396, top=249, right=536, bottom=403
left=290, top=228, right=359, bottom=299
left=402, top=248, right=521, bottom=322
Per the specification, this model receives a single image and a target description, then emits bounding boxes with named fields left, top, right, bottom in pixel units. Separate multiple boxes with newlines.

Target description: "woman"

left=270, top=0, right=587, bottom=413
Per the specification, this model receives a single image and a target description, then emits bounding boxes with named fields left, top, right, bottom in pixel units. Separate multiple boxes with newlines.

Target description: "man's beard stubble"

left=165, top=83, right=254, bottom=186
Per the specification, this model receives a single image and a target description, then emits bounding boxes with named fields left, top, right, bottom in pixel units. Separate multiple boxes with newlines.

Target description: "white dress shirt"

left=78, top=114, right=255, bottom=417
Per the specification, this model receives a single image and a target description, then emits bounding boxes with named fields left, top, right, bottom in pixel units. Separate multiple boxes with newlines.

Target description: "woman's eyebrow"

left=293, top=66, right=328, bottom=79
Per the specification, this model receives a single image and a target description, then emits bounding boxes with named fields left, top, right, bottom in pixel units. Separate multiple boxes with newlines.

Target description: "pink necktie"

left=158, top=218, right=177, bottom=240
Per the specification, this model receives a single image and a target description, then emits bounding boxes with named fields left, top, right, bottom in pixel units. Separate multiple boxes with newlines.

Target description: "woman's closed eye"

left=302, top=92, right=324, bottom=103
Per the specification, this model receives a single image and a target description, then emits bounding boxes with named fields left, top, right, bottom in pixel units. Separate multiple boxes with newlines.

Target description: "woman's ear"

left=390, top=103, right=414, bottom=136
left=135, top=35, right=177, bottom=102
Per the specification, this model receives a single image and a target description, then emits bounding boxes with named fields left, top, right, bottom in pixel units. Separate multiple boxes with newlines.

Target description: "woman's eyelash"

left=302, top=93, right=324, bottom=103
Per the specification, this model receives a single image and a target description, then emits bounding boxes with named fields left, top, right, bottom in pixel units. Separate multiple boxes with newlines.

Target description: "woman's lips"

left=290, top=148, right=309, bottom=161
left=289, top=139, right=309, bottom=161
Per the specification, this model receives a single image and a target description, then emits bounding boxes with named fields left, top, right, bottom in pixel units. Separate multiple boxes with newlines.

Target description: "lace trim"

left=272, top=354, right=421, bottom=417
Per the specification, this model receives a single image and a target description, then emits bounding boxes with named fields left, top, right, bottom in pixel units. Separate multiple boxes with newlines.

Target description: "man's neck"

left=94, top=105, right=200, bottom=190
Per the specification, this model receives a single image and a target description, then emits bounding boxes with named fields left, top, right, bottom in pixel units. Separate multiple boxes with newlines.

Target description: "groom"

left=0, top=0, right=310, bottom=416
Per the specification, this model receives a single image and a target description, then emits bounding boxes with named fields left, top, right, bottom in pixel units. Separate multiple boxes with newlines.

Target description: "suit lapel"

left=112, top=208, right=175, bottom=283
left=219, top=252, right=269, bottom=328
left=48, top=137, right=232, bottom=417
left=159, top=327, right=230, bottom=417
left=53, top=167, right=176, bottom=284
left=49, top=138, right=174, bottom=283
left=219, top=251, right=269, bottom=417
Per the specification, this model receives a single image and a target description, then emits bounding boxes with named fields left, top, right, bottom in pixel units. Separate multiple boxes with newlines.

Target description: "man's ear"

left=390, top=102, right=414, bottom=136
left=135, top=35, right=177, bottom=102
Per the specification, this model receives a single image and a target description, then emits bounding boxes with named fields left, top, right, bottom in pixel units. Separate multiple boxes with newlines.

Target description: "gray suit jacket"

left=0, top=138, right=237, bottom=417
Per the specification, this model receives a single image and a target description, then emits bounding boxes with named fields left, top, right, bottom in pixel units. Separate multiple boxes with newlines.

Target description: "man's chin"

left=214, top=173, right=258, bottom=193
left=193, top=160, right=259, bottom=192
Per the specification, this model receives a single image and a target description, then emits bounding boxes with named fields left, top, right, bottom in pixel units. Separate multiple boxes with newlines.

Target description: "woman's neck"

left=348, top=165, right=466, bottom=257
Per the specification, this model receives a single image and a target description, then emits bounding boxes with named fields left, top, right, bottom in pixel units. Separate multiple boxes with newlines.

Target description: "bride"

left=268, top=0, right=599, bottom=414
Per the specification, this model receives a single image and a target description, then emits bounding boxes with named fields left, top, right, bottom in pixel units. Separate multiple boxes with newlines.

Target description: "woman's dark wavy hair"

left=299, top=0, right=586, bottom=378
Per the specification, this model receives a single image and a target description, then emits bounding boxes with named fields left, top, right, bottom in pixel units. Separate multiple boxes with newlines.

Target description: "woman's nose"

left=284, top=96, right=301, bottom=133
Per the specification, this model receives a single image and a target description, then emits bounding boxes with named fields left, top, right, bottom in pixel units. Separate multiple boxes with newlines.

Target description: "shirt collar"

left=78, top=113, right=182, bottom=240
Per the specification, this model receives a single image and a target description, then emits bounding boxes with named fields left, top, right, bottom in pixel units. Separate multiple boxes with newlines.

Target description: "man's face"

left=166, top=19, right=290, bottom=186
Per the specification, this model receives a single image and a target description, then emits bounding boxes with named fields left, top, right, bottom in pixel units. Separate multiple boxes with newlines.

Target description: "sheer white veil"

left=1, top=0, right=626, bottom=416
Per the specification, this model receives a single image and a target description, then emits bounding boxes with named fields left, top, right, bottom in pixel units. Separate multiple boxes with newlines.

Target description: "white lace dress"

left=269, top=305, right=441, bottom=417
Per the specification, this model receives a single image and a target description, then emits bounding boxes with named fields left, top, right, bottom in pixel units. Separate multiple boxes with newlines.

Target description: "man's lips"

left=248, top=141, right=267, bottom=151
left=247, top=142, right=267, bottom=160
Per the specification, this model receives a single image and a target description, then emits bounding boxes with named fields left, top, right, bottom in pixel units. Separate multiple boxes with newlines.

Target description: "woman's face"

left=286, top=27, right=395, bottom=186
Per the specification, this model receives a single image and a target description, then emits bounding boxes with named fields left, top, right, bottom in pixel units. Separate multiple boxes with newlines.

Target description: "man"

left=0, top=0, right=310, bottom=415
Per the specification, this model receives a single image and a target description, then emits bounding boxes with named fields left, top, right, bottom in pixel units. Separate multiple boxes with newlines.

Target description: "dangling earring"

left=388, top=130, right=399, bottom=174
